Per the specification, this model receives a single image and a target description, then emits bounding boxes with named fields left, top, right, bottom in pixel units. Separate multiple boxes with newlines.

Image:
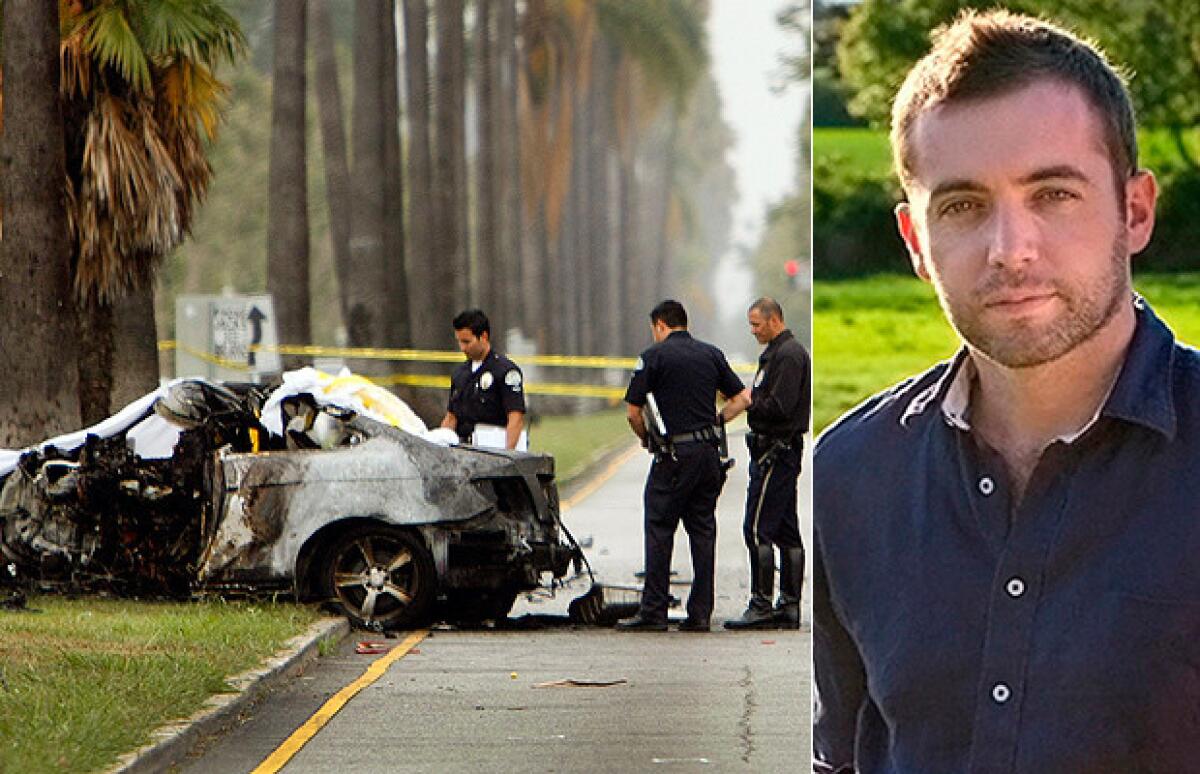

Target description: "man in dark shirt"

left=815, top=10, right=1197, bottom=773
left=618, top=300, right=750, bottom=632
left=725, top=297, right=810, bottom=631
left=440, top=309, right=526, bottom=450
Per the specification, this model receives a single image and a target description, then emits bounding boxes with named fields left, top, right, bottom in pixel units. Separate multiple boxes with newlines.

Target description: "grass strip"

left=530, top=406, right=634, bottom=483
left=814, top=272, right=1200, bottom=434
left=0, top=596, right=320, bottom=774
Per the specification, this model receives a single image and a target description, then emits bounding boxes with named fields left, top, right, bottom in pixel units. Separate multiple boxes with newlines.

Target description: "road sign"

left=176, top=294, right=281, bottom=381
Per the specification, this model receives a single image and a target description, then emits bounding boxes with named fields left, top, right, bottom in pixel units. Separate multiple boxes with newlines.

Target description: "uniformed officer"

left=440, top=309, right=526, bottom=450
left=617, top=300, right=751, bottom=632
left=725, top=297, right=809, bottom=630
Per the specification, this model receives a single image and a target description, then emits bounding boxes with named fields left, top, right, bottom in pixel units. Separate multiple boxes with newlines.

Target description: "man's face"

left=748, top=308, right=783, bottom=345
left=895, top=80, right=1157, bottom=368
left=455, top=328, right=490, bottom=361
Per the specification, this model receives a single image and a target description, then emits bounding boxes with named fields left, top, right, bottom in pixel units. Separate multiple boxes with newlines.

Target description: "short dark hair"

left=650, top=300, right=687, bottom=329
left=749, top=297, right=784, bottom=322
left=891, top=9, right=1137, bottom=192
left=452, top=309, right=490, bottom=337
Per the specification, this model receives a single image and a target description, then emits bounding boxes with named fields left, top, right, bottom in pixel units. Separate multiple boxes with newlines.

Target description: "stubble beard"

left=935, top=234, right=1131, bottom=369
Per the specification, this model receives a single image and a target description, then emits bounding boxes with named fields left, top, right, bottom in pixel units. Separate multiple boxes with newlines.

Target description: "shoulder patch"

left=754, top=369, right=766, bottom=388
left=634, top=356, right=644, bottom=371
left=480, top=372, right=494, bottom=390
left=505, top=369, right=522, bottom=389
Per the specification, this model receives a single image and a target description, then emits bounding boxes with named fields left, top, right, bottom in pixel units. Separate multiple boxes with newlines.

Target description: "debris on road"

left=531, top=678, right=629, bottom=688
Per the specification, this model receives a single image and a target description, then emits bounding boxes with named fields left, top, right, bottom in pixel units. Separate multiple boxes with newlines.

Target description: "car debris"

left=0, top=368, right=590, bottom=631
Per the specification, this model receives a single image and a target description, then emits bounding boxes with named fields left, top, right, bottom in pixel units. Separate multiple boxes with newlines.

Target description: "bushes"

left=814, top=128, right=1200, bottom=277
left=813, top=153, right=908, bottom=277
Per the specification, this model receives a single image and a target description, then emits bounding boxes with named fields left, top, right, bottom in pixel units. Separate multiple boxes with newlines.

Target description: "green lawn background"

left=815, top=273, right=1200, bottom=434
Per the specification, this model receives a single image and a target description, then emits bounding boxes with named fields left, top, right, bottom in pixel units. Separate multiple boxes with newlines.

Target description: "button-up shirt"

left=814, top=300, right=1200, bottom=773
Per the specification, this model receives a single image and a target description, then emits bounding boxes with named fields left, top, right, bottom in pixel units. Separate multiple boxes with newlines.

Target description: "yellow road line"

left=251, top=630, right=428, bottom=774
left=562, top=443, right=642, bottom=512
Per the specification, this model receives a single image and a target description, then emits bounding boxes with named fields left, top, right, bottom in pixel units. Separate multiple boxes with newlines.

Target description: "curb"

left=105, top=615, right=350, bottom=774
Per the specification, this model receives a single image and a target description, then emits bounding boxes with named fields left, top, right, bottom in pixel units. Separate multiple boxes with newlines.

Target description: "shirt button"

left=978, top=476, right=995, bottom=496
left=1006, top=578, right=1026, bottom=598
left=992, top=683, right=1011, bottom=704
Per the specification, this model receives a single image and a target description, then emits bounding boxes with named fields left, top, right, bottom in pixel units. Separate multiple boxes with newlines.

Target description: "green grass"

left=530, top=407, right=634, bottom=482
left=814, top=273, right=1200, bottom=434
left=0, top=597, right=320, bottom=774
left=814, top=127, right=894, bottom=177
left=814, top=126, right=1200, bottom=179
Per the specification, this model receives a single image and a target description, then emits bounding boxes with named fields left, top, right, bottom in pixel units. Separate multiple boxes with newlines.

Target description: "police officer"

left=440, top=309, right=526, bottom=450
left=725, top=297, right=809, bottom=630
left=618, top=300, right=751, bottom=632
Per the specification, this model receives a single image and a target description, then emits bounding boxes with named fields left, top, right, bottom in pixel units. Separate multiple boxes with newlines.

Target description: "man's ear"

left=1125, top=170, right=1157, bottom=256
left=896, top=202, right=930, bottom=282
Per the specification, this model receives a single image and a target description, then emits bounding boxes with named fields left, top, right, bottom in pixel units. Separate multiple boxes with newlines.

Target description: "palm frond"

left=137, top=0, right=246, bottom=67
left=596, top=0, right=707, bottom=105
left=81, top=3, right=152, bottom=93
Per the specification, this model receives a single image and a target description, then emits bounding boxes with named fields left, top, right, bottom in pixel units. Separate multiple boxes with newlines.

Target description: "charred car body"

left=0, top=377, right=580, bottom=629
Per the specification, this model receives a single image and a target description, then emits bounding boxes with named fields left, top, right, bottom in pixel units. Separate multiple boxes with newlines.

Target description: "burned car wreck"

left=0, top=373, right=582, bottom=630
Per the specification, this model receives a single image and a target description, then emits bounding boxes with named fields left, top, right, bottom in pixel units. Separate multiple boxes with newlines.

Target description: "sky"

left=708, top=0, right=804, bottom=252
left=706, top=0, right=804, bottom=346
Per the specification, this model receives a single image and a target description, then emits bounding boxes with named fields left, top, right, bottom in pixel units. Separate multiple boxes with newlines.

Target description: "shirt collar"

left=901, top=298, right=1178, bottom=441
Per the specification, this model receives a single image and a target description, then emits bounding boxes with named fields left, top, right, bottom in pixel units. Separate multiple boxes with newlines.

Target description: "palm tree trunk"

left=76, top=301, right=115, bottom=424
left=310, top=0, right=353, bottom=330
left=111, top=283, right=161, bottom=409
left=616, top=82, right=642, bottom=354
left=588, top=41, right=617, bottom=355
left=347, top=0, right=389, bottom=368
left=0, top=0, right=81, bottom=445
left=402, top=0, right=437, bottom=347
left=475, top=0, right=501, bottom=331
left=434, top=0, right=467, bottom=312
left=382, top=1, right=409, bottom=346
left=497, top=0, right=524, bottom=340
left=267, top=2, right=310, bottom=369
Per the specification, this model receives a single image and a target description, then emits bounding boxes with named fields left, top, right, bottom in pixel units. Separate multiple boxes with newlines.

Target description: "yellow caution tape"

left=159, top=340, right=755, bottom=400
left=159, top=340, right=756, bottom=373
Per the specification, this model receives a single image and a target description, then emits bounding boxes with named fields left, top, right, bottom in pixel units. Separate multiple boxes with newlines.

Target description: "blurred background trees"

left=814, top=0, right=1200, bottom=277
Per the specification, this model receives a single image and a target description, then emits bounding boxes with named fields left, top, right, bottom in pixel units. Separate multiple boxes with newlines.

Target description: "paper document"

left=471, top=424, right=528, bottom=451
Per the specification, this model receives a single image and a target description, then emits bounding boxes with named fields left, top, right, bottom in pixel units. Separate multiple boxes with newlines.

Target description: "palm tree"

left=346, top=0, right=389, bottom=365
left=268, top=2, right=310, bottom=369
left=1, top=0, right=245, bottom=424
left=433, top=0, right=467, bottom=313
left=310, top=0, right=353, bottom=329
left=402, top=0, right=436, bottom=348
left=514, top=0, right=708, bottom=354
left=0, top=0, right=81, bottom=446
left=382, top=1, right=409, bottom=347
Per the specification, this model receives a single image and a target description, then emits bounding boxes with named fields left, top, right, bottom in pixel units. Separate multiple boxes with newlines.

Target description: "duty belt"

left=670, top=427, right=720, bottom=445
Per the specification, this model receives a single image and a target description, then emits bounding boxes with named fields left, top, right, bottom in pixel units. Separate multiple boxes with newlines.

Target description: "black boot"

left=774, top=547, right=804, bottom=629
left=724, top=544, right=777, bottom=630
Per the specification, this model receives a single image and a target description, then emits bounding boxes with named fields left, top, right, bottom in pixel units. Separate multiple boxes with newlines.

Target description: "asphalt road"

left=181, top=427, right=812, bottom=773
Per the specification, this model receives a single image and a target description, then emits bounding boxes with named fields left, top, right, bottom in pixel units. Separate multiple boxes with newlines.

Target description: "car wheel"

left=320, top=525, right=436, bottom=630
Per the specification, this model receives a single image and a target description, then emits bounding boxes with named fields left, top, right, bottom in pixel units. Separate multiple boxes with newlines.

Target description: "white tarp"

left=0, top=368, right=450, bottom=479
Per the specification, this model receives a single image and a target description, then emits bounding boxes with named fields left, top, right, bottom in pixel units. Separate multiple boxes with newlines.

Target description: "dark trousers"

left=744, top=443, right=803, bottom=550
left=640, top=442, right=725, bottom=622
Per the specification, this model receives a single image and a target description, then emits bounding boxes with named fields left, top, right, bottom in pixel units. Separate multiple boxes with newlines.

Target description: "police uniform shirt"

left=747, top=329, right=811, bottom=443
left=624, top=330, right=744, bottom=435
left=447, top=349, right=525, bottom=441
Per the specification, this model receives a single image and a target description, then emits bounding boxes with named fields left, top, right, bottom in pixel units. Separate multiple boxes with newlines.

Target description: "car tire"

left=319, top=525, right=436, bottom=631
